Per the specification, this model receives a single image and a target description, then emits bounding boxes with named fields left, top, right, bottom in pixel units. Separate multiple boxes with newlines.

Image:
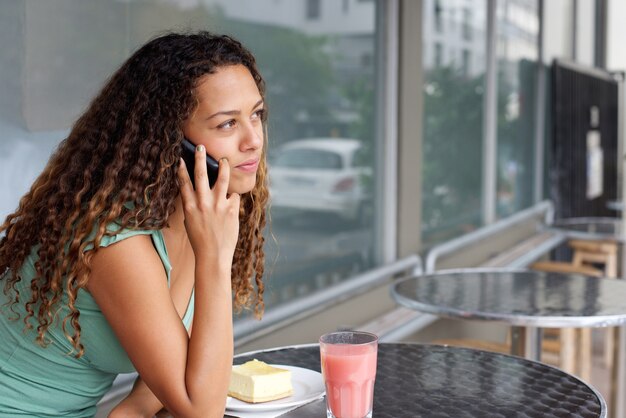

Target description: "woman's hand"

left=107, top=376, right=165, bottom=418
left=178, top=145, right=240, bottom=267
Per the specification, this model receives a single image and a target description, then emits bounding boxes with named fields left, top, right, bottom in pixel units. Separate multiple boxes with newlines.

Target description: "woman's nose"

left=241, top=123, right=263, bottom=150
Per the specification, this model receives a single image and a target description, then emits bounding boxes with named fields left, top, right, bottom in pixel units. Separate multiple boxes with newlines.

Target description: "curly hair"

left=0, top=31, right=268, bottom=357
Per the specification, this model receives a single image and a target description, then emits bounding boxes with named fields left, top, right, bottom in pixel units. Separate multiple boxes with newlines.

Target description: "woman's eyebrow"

left=251, top=99, right=264, bottom=110
left=206, top=99, right=264, bottom=120
left=206, top=109, right=239, bottom=120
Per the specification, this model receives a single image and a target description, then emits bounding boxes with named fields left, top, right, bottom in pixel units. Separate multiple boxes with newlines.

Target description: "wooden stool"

left=569, top=239, right=619, bottom=370
left=529, top=260, right=603, bottom=381
left=528, top=261, right=604, bottom=277
left=569, top=239, right=618, bottom=277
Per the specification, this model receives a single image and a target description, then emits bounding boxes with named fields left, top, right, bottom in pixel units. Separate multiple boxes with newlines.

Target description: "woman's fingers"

left=178, top=148, right=239, bottom=259
left=194, top=144, right=210, bottom=201
left=180, top=144, right=231, bottom=205
left=177, top=158, right=195, bottom=206
left=213, top=158, right=231, bottom=199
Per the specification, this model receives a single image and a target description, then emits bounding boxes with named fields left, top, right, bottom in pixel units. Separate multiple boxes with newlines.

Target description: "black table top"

left=391, top=270, right=626, bottom=328
left=233, top=343, right=605, bottom=418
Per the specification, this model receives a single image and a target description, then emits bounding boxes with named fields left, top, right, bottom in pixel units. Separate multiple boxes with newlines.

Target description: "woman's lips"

left=236, top=158, right=259, bottom=173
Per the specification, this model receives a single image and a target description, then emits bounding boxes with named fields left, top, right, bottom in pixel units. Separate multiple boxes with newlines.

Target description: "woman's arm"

left=89, top=151, right=240, bottom=418
left=108, top=377, right=165, bottom=418
left=108, top=328, right=196, bottom=417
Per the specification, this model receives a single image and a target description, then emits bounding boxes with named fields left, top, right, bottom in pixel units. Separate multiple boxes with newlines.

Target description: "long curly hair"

left=0, top=31, right=268, bottom=357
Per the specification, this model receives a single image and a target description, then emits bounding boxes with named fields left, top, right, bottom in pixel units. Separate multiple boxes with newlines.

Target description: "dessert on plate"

left=228, top=359, right=294, bottom=403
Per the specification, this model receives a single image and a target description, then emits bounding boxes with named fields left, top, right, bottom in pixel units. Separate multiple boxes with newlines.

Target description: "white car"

left=269, top=138, right=372, bottom=224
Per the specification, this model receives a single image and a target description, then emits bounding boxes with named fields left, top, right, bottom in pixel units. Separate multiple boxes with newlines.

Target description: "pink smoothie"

left=320, top=344, right=377, bottom=418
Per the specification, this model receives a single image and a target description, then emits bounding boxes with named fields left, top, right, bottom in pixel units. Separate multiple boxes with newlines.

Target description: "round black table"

left=391, top=270, right=626, bottom=418
left=392, top=270, right=626, bottom=328
left=232, top=343, right=606, bottom=418
left=391, top=270, right=626, bottom=358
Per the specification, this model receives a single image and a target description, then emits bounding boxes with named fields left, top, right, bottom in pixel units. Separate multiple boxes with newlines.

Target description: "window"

left=434, top=43, right=443, bottom=68
left=495, top=0, right=540, bottom=218
left=306, top=0, right=321, bottom=20
left=422, top=0, right=542, bottom=245
left=0, top=0, right=384, bottom=316
left=449, top=8, right=456, bottom=31
left=422, top=0, right=487, bottom=248
left=462, top=8, right=472, bottom=40
left=434, top=0, right=444, bottom=33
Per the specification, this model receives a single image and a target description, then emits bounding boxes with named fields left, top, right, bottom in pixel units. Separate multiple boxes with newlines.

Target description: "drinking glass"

left=319, top=331, right=378, bottom=418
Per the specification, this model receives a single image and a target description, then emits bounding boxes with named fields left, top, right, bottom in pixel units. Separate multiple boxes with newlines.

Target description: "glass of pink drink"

left=320, top=331, right=378, bottom=418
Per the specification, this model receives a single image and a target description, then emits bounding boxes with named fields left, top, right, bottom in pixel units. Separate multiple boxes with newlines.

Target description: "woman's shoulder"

left=86, top=226, right=168, bottom=287
left=83, top=213, right=161, bottom=251
left=86, top=201, right=167, bottom=249
left=85, top=220, right=172, bottom=281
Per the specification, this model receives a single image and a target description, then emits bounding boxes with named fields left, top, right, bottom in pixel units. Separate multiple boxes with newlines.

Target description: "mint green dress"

left=0, top=226, right=195, bottom=417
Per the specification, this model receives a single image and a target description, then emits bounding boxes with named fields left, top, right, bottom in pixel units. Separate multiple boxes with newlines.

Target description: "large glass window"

left=495, top=0, right=540, bottom=218
left=0, top=0, right=384, bottom=313
left=422, top=0, right=488, bottom=248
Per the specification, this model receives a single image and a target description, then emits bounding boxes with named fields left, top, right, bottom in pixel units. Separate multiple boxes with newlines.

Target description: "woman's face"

left=182, top=64, right=264, bottom=195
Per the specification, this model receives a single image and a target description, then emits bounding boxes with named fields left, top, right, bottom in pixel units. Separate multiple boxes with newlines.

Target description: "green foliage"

left=422, top=66, right=484, bottom=242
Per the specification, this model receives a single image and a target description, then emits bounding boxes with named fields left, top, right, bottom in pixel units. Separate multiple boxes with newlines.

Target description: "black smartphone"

left=181, top=137, right=219, bottom=188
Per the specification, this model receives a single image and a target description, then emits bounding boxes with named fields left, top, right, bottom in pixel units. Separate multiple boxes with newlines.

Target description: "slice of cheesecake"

left=228, top=359, right=294, bottom=403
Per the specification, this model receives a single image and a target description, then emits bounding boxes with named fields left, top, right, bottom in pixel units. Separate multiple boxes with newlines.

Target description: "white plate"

left=226, top=365, right=325, bottom=412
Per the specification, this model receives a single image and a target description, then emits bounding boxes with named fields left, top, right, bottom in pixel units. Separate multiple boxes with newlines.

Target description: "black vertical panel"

left=550, top=59, right=619, bottom=220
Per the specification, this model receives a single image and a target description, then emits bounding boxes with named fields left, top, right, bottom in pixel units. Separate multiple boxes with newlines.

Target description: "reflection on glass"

left=422, top=0, right=487, bottom=248
left=0, top=0, right=382, bottom=312
left=495, top=0, right=539, bottom=218
left=213, top=2, right=381, bottom=310
left=270, top=138, right=372, bottom=226
left=273, top=147, right=343, bottom=170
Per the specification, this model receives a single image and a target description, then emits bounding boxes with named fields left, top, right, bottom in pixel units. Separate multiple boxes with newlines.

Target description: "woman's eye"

left=218, top=120, right=236, bottom=129
left=252, top=109, right=265, bottom=121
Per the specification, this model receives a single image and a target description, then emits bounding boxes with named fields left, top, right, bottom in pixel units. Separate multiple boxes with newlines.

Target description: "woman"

left=0, top=31, right=268, bottom=417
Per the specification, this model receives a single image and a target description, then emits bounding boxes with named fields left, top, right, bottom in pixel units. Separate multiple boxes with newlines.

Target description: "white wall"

left=542, top=0, right=573, bottom=64
left=575, top=0, right=596, bottom=67
left=607, top=0, right=626, bottom=71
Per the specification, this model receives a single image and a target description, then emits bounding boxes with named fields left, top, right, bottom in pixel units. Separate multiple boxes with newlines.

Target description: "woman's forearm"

left=184, top=260, right=234, bottom=408
left=108, top=376, right=165, bottom=418
left=109, top=260, right=233, bottom=418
